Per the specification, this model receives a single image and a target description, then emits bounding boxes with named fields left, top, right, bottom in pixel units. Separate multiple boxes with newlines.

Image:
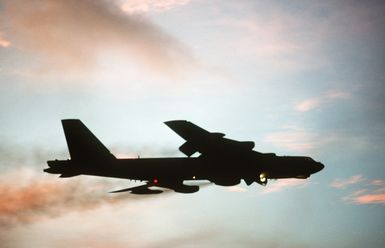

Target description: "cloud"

left=145, top=229, right=217, bottom=248
left=330, top=175, right=364, bottom=189
left=0, top=32, right=11, bottom=47
left=263, top=179, right=308, bottom=193
left=216, top=1, right=385, bottom=75
left=295, top=90, right=351, bottom=112
left=344, top=187, right=385, bottom=205
left=1, top=0, right=195, bottom=77
left=264, top=130, right=317, bottom=151
left=212, top=16, right=311, bottom=72
left=327, top=91, right=351, bottom=99
left=207, top=2, right=340, bottom=73
left=0, top=167, right=133, bottom=226
left=295, top=97, right=323, bottom=112
left=264, top=124, right=370, bottom=152
left=227, top=185, right=247, bottom=193
left=352, top=193, right=385, bottom=205
left=120, top=0, right=190, bottom=14
left=370, top=179, right=385, bottom=186
left=331, top=175, right=385, bottom=205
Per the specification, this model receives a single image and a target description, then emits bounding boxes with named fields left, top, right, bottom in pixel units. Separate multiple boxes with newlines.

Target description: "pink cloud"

left=334, top=176, right=385, bottom=205
left=0, top=32, right=11, bottom=47
left=1, top=0, right=195, bottom=77
left=120, top=0, right=190, bottom=14
left=330, top=175, right=364, bottom=189
left=0, top=168, right=130, bottom=225
left=344, top=187, right=385, bottom=205
left=294, top=97, right=322, bottom=112
left=352, top=194, right=385, bottom=205
left=228, top=185, right=247, bottom=193
left=295, top=90, right=351, bottom=112
left=263, top=179, right=307, bottom=193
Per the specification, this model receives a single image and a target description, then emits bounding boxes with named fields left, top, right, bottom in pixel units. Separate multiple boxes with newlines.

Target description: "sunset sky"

left=1, top=0, right=385, bottom=247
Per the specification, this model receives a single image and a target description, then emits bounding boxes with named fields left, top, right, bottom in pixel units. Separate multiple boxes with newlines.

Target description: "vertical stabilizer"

left=61, top=119, right=116, bottom=162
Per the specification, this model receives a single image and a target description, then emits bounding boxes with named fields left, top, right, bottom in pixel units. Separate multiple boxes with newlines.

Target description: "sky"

left=0, top=0, right=385, bottom=247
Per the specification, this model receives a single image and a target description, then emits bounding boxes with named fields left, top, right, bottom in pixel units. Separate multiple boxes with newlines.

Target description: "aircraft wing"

left=110, top=181, right=200, bottom=194
left=109, top=183, right=163, bottom=194
left=165, top=120, right=255, bottom=157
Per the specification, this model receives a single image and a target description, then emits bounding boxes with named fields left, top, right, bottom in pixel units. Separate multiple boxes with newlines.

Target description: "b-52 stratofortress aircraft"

left=45, top=119, right=324, bottom=194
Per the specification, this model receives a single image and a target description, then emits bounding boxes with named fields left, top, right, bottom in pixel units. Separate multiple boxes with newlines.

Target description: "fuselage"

left=45, top=151, right=324, bottom=186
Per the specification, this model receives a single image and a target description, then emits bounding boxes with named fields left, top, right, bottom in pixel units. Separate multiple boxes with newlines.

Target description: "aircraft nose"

left=314, top=162, right=324, bottom=173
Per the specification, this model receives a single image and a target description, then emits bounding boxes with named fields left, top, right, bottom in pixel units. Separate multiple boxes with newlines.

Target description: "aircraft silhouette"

left=44, top=119, right=324, bottom=194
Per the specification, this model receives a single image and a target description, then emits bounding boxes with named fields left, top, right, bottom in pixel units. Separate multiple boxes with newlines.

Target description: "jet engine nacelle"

left=210, top=132, right=225, bottom=138
left=179, top=142, right=197, bottom=157
left=173, top=184, right=200, bottom=193
left=131, top=188, right=163, bottom=194
left=238, top=141, right=255, bottom=150
left=212, top=178, right=241, bottom=186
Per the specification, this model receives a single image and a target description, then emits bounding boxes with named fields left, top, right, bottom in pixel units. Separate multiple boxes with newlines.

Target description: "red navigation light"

left=153, top=179, right=158, bottom=184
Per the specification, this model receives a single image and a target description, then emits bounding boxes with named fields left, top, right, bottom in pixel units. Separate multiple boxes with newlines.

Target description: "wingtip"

left=61, top=119, right=81, bottom=123
left=164, top=120, right=188, bottom=127
left=164, top=120, right=187, bottom=124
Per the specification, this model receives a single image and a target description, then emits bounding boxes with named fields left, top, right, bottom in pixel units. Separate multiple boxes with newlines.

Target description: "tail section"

left=62, top=119, right=116, bottom=162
